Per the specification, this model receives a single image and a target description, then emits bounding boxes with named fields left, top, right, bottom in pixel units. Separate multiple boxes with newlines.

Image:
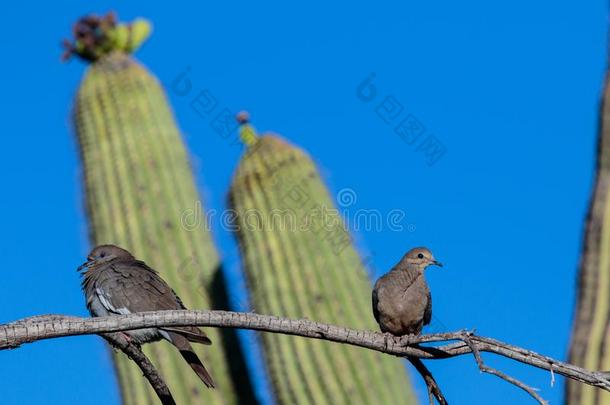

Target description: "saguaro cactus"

left=567, top=68, right=610, bottom=403
left=228, top=113, right=416, bottom=404
left=67, top=13, right=240, bottom=405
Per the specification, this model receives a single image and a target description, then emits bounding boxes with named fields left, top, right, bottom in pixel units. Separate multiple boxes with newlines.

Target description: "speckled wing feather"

left=87, top=260, right=211, bottom=344
left=372, top=286, right=381, bottom=324
left=373, top=266, right=420, bottom=314
left=423, top=291, right=432, bottom=326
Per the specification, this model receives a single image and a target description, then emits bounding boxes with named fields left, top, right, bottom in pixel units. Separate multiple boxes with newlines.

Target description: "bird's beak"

left=432, top=260, right=443, bottom=267
left=77, top=254, right=117, bottom=273
left=77, top=260, right=91, bottom=273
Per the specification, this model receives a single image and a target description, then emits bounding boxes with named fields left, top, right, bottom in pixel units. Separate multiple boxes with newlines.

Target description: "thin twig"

left=460, top=331, right=547, bottom=404
left=408, top=356, right=448, bottom=405
left=1, top=310, right=609, bottom=404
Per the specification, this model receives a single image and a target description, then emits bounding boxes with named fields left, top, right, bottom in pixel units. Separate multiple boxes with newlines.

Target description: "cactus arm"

left=567, top=73, right=610, bottom=404
left=70, top=13, right=243, bottom=402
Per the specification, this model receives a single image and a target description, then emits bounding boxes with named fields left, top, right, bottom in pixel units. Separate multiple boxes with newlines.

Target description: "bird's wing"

left=423, top=291, right=432, bottom=326
left=94, top=261, right=211, bottom=344
left=374, top=270, right=421, bottom=310
left=372, top=283, right=381, bottom=324
left=388, top=268, right=420, bottom=299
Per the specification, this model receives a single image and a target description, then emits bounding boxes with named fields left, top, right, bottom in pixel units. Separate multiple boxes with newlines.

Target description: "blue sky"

left=0, top=1, right=606, bottom=404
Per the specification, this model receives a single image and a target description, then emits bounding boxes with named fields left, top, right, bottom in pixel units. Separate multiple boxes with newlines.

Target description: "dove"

left=372, top=247, right=442, bottom=336
left=78, top=244, right=215, bottom=388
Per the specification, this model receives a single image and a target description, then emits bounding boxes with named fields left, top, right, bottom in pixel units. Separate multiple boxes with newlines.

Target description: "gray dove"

left=372, top=247, right=442, bottom=336
left=78, top=244, right=215, bottom=388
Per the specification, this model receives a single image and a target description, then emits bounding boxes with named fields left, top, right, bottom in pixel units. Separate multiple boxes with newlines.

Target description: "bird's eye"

left=417, top=253, right=424, bottom=259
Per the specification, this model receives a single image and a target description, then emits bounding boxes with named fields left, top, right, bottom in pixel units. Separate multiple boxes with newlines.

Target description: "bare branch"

left=1, top=310, right=609, bottom=404
left=408, top=356, right=448, bottom=405
left=102, top=332, right=176, bottom=405
left=11, top=314, right=175, bottom=404
left=460, top=331, right=547, bottom=404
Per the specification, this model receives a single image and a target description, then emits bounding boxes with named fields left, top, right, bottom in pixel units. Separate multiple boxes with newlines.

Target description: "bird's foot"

left=382, top=332, right=394, bottom=350
left=395, top=333, right=419, bottom=347
left=382, top=332, right=410, bottom=347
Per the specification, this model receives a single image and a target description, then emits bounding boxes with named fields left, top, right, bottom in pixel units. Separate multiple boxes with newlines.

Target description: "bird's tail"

left=167, top=331, right=216, bottom=388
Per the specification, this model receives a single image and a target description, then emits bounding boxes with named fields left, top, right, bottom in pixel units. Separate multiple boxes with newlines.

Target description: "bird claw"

left=396, top=334, right=417, bottom=347
left=382, top=332, right=413, bottom=347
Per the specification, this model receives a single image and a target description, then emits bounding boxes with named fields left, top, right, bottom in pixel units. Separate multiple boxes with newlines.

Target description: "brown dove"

left=372, top=247, right=442, bottom=336
left=78, top=244, right=215, bottom=388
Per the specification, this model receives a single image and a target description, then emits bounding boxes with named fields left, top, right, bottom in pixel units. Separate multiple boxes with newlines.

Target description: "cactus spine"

left=69, top=13, right=239, bottom=404
left=567, top=65, right=610, bottom=404
left=228, top=115, right=416, bottom=404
